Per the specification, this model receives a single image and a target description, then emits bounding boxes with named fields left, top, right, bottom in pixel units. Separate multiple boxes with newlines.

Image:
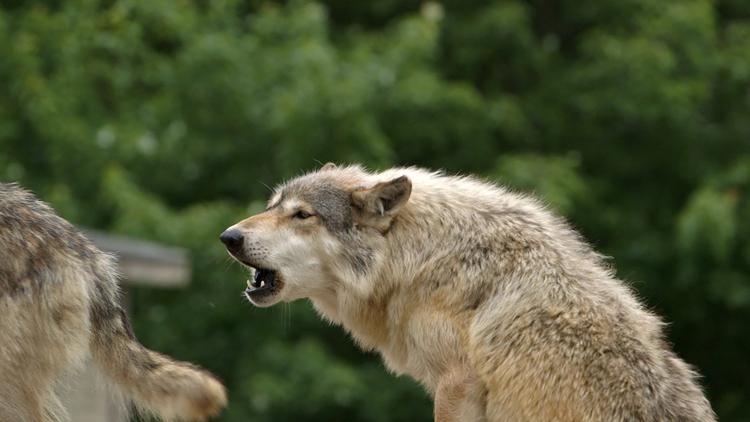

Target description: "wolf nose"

left=220, top=229, right=244, bottom=253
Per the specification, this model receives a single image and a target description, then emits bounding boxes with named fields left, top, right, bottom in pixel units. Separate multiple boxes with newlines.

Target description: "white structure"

left=60, top=230, right=191, bottom=422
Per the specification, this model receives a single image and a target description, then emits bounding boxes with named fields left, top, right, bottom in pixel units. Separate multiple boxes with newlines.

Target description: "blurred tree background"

left=1, top=0, right=749, bottom=420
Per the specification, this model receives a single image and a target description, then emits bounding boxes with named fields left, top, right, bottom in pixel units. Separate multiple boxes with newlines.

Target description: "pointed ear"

left=320, top=162, right=337, bottom=171
left=352, top=176, right=412, bottom=217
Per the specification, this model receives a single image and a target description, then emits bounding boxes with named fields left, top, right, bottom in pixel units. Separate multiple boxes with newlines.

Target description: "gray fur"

left=224, top=164, right=716, bottom=422
left=0, top=183, right=226, bottom=422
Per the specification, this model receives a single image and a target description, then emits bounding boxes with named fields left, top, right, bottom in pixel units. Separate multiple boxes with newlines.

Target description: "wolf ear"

left=320, top=162, right=337, bottom=171
left=352, top=176, right=412, bottom=217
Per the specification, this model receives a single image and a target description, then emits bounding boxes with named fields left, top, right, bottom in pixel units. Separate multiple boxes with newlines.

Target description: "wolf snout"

left=219, top=228, right=244, bottom=253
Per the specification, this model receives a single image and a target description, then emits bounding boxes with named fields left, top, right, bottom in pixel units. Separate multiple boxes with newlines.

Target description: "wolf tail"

left=88, top=256, right=227, bottom=421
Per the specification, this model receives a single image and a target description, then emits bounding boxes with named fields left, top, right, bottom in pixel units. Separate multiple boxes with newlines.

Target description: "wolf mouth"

left=244, top=267, right=282, bottom=300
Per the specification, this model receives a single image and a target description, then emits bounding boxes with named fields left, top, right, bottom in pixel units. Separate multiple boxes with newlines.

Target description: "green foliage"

left=491, top=153, right=587, bottom=215
left=678, top=187, right=737, bottom=263
left=1, top=0, right=749, bottom=420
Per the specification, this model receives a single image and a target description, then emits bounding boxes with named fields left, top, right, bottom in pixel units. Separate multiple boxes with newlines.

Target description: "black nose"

left=220, top=229, right=244, bottom=253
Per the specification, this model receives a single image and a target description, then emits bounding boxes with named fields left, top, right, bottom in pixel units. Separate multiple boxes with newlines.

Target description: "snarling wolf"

left=221, top=163, right=715, bottom=421
left=0, top=183, right=226, bottom=422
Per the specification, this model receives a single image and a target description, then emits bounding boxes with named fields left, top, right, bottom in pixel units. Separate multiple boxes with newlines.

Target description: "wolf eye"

left=293, top=210, right=313, bottom=219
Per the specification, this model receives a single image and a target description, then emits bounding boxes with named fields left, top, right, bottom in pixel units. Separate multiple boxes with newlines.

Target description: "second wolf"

left=0, top=183, right=227, bottom=422
left=221, top=163, right=715, bottom=421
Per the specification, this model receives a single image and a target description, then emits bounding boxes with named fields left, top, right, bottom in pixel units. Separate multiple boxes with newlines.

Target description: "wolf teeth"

left=246, top=278, right=267, bottom=289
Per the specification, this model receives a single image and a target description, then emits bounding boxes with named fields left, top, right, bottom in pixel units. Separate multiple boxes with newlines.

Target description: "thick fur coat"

left=222, top=164, right=715, bottom=421
left=0, top=183, right=226, bottom=422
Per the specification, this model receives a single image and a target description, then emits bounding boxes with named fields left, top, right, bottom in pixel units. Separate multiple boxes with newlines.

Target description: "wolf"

left=0, top=183, right=227, bottom=422
left=221, top=163, right=716, bottom=421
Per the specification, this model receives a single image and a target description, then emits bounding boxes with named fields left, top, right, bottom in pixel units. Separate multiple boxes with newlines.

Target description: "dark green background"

left=1, top=0, right=748, bottom=420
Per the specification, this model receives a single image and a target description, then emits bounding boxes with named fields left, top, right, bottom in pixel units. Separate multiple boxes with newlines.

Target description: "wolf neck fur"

left=314, top=173, right=614, bottom=378
left=308, top=182, right=576, bottom=379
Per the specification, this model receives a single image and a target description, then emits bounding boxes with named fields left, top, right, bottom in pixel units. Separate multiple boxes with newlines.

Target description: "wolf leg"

left=0, top=385, right=47, bottom=422
left=434, top=366, right=486, bottom=422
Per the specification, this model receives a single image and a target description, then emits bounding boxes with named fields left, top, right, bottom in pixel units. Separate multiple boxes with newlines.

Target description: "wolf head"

left=220, top=164, right=411, bottom=307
